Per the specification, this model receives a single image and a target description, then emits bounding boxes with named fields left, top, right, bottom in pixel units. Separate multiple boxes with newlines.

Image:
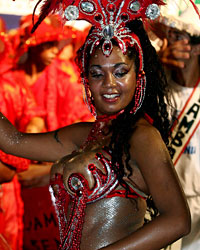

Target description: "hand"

left=159, top=38, right=191, bottom=68
left=17, top=163, right=52, bottom=187
left=0, top=161, right=15, bottom=184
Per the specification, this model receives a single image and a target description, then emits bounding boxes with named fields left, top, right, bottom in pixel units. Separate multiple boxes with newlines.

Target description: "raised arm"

left=101, top=124, right=190, bottom=250
left=0, top=112, right=91, bottom=162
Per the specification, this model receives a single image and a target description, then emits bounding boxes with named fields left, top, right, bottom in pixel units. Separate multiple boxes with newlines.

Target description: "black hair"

left=190, top=34, right=200, bottom=45
left=76, top=19, right=171, bottom=221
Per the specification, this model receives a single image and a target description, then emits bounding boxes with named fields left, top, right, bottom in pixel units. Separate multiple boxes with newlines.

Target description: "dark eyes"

left=114, top=71, right=128, bottom=78
left=90, top=70, right=128, bottom=79
left=90, top=72, right=103, bottom=79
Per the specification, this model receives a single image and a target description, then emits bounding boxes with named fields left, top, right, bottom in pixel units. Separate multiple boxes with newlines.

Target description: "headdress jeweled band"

left=32, top=0, right=164, bottom=117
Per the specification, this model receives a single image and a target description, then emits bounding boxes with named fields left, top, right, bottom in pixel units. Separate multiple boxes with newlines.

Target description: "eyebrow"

left=90, top=62, right=128, bottom=69
left=114, top=63, right=128, bottom=68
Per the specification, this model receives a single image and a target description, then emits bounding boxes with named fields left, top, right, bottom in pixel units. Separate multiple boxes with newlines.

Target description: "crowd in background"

left=0, top=4, right=199, bottom=250
left=0, top=14, right=94, bottom=250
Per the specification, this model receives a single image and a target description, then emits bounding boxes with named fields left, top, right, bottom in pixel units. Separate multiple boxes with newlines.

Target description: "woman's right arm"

left=0, top=112, right=90, bottom=162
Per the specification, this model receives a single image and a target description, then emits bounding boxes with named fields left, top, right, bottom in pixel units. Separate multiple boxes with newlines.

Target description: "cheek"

left=123, top=74, right=137, bottom=96
left=88, top=81, right=100, bottom=97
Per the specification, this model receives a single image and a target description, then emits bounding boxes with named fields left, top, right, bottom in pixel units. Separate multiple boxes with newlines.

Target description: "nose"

left=103, top=72, right=116, bottom=87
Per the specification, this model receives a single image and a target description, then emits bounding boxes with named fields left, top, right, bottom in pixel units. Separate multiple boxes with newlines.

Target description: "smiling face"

left=88, top=46, right=137, bottom=116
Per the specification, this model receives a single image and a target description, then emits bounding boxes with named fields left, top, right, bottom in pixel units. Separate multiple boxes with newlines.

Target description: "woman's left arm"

left=101, top=125, right=190, bottom=250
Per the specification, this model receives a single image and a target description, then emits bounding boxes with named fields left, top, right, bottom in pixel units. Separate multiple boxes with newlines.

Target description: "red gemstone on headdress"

left=121, top=13, right=129, bottom=21
left=94, top=13, right=102, bottom=22
left=107, top=3, right=115, bottom=12
left=105, top=43, right=111, bottom=50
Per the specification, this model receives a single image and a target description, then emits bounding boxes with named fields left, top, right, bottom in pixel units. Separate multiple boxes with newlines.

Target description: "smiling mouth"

left=103, top=94, right=120, bottom=98
left=102, top=93, right=120, bottom=102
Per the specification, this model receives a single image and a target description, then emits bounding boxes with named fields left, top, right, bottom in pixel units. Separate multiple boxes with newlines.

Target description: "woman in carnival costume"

left=0, top=0, right=197, bottom=249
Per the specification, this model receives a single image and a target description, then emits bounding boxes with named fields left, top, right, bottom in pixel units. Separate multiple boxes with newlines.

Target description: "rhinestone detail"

left=102, top=25, right=114, bottom=39
left=70, top=176, right=83, bottom=191
left=129, top=1, right=140, bottom=12
left=145, top=3, right=160, bottom=20
left=81, top=1, right=95, bottom=13
left=64, top=5, right=79, bottom=20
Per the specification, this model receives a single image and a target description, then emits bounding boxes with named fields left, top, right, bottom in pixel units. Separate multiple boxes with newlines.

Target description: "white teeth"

left=103, top=94, right=119, bottom=98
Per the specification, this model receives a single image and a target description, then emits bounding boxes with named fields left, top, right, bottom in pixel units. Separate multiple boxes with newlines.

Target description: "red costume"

left=0, top=33, right=14, bottom=75
left=9, top=15, right=94, bottom=249
left=0, top=71, right=43, bottom=250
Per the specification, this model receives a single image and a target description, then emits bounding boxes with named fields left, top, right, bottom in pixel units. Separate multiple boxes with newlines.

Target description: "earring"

left=131, top=70, right=146, bottom=114
left=83, top=82, right=97, bottom=117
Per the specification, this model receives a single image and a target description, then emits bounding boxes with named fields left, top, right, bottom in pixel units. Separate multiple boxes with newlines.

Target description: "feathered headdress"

left=31, top=0, right=199, bottom=117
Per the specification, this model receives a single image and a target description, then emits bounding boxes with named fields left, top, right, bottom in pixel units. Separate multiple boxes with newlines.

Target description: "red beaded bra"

left=50, top=146, right=147, bottom=250
left=50, top=113, right=152, bottom=250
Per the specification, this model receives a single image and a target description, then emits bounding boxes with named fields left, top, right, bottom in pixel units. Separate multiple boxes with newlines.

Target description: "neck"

left=171, top=56, right=200, bottom=87
left=82, top=111, right=124, bottom=150
left=96, top=110, right=124, bottom=122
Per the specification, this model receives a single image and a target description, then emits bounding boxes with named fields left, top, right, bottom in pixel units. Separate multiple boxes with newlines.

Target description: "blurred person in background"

left=0, top=20, right=45, bottom=249
left=150, top=3, right=200, bottom=250
left=0, top=61, right=45, bottom=250
left=14, top=14, right=93, bottom=130
left=57, top=26, right=87, bottom=87
left=3, top=14, right=93, bottom=249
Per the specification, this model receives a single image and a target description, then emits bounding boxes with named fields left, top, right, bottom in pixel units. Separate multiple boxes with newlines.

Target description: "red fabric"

left=0, top=71, right=40, bottom=171
left=0, top=70, right=44, bottom=250
left=0, top=234, right=11, bottom=250
left=3, top=55, right=94, bottom=250
left=43, top=58, right=94, bottom=131
left=0, top=152, right=29, bottom=173
left=0, top=71, right=45, bottom=132
left=0, top=33, right=14, bottom=75
left=13, top=59, right=94, bottom=131
left=0, top=70, right=45, bottom=171
left=0, top=177, right=24, bottom=250
left=10, top=58, right=93, bottom=249
left=21, top=186, right=60, bottom=250
left=18, top=15, right=76, bottom=59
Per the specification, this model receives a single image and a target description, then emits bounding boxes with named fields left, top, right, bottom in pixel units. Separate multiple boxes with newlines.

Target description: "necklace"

left=81, top=110, right=124, bottom=150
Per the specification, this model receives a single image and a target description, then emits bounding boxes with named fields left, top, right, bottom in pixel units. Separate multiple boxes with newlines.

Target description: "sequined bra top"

left=50, top=112, right=154, bottom=249
left=50, top=146, right=147, bottom=250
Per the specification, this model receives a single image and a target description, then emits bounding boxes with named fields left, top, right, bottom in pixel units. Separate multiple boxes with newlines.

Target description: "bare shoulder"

left=130, top=118, right=164, bottom=149
left=129, top=117, right=171, bottom=173
left=128, top=118, right=189, bottom=220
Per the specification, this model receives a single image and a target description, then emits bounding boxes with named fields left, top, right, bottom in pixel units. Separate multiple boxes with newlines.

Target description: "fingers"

left=170, top=40, right=191, bottom=58
left=161, top=57, right=185, bottom=68
left=159, top=39, right=192, bottom=68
